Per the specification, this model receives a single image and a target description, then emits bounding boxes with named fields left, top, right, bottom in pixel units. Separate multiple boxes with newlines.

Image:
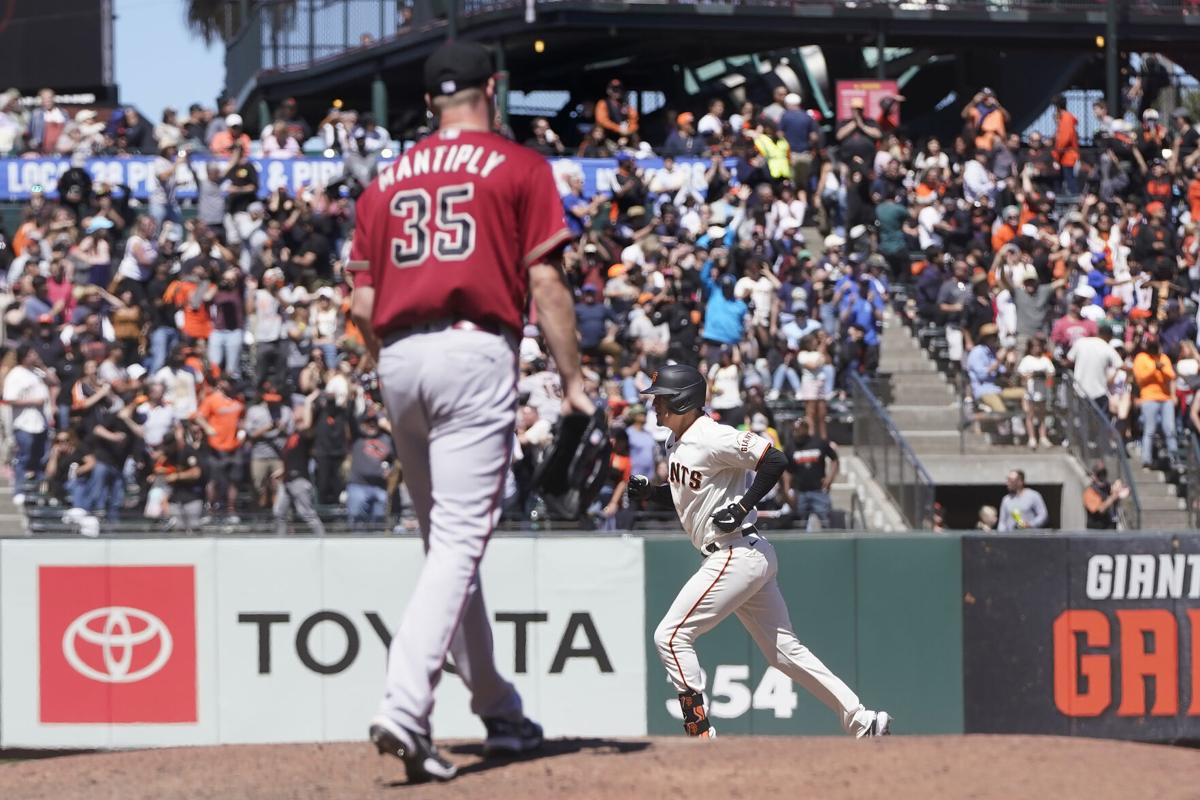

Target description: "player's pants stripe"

left=669, top=546, right=734, bottom=693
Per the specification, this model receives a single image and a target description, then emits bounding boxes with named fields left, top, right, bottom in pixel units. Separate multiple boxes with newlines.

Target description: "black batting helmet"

left=643, top=363, right=706, bottom=414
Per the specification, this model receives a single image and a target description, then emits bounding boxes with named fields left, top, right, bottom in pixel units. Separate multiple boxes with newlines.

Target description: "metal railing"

left=1186, top=430, right=1200, bottom=529
left=848, top=372, right=936, bottom=530
left=1057, top=371, right=1141, bottom=530
left=227, top=0, right=1200, bottom=79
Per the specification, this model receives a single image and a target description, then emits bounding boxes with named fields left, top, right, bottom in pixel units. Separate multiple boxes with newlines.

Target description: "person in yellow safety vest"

left=754, top=120, right=792, bottom=181
left=961, top=87, right=1010, bottom=153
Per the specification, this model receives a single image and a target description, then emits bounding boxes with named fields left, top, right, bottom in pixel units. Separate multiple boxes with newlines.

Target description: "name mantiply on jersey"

left=376, top=134, right=507, bottom=191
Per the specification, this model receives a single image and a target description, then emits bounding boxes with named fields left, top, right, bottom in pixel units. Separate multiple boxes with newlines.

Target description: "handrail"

left=1057, top=371, right=1141, bottom=530
left=848, top=372, right=935, bottom=530
left=1186, top=430, right=1200, bottom=530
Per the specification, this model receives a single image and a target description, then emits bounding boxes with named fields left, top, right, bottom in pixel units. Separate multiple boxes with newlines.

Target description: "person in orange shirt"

left=594, top=79, right=639, bottom=145
left=209, top=113, right=253, bottom=158
left=1131, top=334, right=1180, bottom=469
left=194, top=376, right=246, bottom=521
left=961, top=87, right=1009, bottom=153
left=164, top=263, right=217, bottom=342
left=991, top=205, right=1020, bottom=253
left=1187, top=165, right=1200, bottom=223
left=1051, top=95, right=1080, bottom=195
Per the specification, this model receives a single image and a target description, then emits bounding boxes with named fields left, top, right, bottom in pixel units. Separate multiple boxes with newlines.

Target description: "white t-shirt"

left=2, top=365, right=49, bottom=433
left=151, top=366, right=198, bottom=421
left=518, top=370, right=562, bottom=426
left=707, top=364, right=742, bottom=410
left=917, top=205, right=943, bottom=250
left=1068, top=336, right=1122, bottom=400
left=665, top=415, right=770, bottom=551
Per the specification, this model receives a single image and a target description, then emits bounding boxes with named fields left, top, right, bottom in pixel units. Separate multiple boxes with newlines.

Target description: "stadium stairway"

left=878, top=310, right=1191, bottom=530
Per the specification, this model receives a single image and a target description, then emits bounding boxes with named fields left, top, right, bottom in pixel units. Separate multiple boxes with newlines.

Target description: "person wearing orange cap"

left=663, top=111, right=705, bottom=156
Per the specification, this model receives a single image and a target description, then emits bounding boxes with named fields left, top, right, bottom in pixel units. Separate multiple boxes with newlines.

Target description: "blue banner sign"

left=0, top=156, right=726, bottom=202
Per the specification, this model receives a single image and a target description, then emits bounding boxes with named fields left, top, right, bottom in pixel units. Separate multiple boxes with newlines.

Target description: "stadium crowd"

left=0, top=77, right=1197, bottom=533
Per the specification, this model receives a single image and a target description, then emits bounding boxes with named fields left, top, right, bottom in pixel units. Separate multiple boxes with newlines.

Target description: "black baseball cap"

left=424, top=41, right=494, bottom=97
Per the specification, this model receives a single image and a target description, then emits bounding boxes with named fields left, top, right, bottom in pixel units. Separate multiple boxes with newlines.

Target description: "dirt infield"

left=2, top=735, right=1198, bottom=800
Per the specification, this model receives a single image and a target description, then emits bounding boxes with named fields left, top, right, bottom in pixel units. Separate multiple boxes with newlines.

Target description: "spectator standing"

left=86, top=405, right=138, bottom=520
left=1017, top=337, right=1055, bottom=450
left=346, top=410, right=395, bottom=529
left=1083, top=461, right=1128, bottom=530
left=209, top=268, right=246, bottom=380
left=997, top=469, right=1048, bottom=530
left=312, top=389, right=352, bottom=505
left=156, top=430, right=207, bottom=533
left=1067, top=325, right=1123, bottom=413
left=595, top=79, right=639, bottom=146
left=28, top=88, right=66, bottom=155
left=1051, top=95, right=1080, bottom=195
left=1132, top=335, right=1180, bottom=470
left=253, top=268, right=288, bottom=389
left=244, top=379, right=292, bottom=511
left=195, top=377, right=245, bottom=521
left=782, top=417, right=839, bottom=530
left=707, top=347, right=744, bottom=426
left=274, top=393, right=326, bottom=536
left=3, top=345, right=53, bottom=492
left=961, top=87, right=1009, bottom=153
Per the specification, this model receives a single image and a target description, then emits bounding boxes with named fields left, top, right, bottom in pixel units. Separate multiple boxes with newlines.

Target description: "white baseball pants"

left=653, top=535, right=875, bottom=736
left=376, top=327, right=524, bottom=736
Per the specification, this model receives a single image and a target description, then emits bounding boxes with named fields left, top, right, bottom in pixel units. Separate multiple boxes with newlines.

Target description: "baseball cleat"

left=866, top=711, right=892, bottom=737
left=369, top=715, right=458, bottom=783
left=482, top=716, right=544, bottom=756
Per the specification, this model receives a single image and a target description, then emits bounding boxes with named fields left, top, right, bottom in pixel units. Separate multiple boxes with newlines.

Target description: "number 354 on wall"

left=665, top=665, right=799, bottom=720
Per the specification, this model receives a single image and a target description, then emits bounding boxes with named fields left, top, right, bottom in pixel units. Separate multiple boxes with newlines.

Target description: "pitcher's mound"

left=3, top=735, right=1197, bottom=800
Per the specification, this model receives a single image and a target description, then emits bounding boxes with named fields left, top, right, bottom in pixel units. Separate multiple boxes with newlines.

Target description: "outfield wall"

left=0, top=532, right=1196, bottom=748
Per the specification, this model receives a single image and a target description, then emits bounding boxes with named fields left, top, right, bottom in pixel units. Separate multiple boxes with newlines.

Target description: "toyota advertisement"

left=0, top=538, right=646, bottom=748
left=962, top=534, right=1200, bottom=741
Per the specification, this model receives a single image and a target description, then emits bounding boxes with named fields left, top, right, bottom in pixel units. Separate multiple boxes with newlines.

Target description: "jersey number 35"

left=390, top=183, right=477, bottom=268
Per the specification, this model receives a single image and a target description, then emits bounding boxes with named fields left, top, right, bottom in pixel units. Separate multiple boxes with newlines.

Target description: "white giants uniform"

left=653, top=414, right=879, bottom=737
left=665, top=416, right=768, bottom=551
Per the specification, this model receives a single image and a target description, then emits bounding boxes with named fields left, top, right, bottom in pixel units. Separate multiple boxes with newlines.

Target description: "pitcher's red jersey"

left=348, top=127, right=571, bottom=337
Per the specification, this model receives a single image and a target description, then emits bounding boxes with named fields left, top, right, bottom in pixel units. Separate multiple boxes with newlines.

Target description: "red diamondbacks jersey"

left=349, top=127, right=571, bottom=337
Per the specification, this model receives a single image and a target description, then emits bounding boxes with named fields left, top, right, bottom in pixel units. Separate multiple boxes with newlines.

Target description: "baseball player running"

left=349, top=41, right=592, bottom=782
left=630, top=364, right=890, bottom=739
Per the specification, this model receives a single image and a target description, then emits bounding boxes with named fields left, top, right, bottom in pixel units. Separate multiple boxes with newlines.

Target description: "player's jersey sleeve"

left=710, top=423, right=772, bottom=472
left=347, top=191, right=377, bottom=287
left=519, top=158, right=572, bottom=267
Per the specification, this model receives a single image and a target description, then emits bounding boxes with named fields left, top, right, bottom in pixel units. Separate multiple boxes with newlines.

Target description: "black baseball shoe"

left=482, top=716, right=544, bottom=756
left=369, top=715, right=458, bottom=783
left=865, top=710, right=892, bottom=737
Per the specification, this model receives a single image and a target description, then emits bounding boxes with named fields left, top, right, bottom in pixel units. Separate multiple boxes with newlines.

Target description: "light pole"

left=1106, top=0, right=1119, bottom=115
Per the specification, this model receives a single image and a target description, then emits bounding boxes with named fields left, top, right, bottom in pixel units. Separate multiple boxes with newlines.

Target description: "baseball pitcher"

left=631, top=364, right=891, bottom=739
left=349, top=41, right=592, bottom=783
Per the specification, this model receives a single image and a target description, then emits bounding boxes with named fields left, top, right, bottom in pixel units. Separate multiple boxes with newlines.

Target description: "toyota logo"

left=62, top=606, right=173, bottom=684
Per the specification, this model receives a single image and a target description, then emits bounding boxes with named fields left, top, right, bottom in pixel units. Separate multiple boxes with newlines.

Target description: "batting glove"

left=627, top=474, right=650, bottom=499
left=710, top=501, right=748, bottom=533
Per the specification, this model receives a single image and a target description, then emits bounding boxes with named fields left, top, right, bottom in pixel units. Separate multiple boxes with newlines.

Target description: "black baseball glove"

left=627, top=474, right=650, bottom=499
left=710, top=501, right=748, bottom=533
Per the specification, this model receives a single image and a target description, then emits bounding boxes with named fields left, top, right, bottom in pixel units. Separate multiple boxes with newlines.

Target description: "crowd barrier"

left=0, top=531, right=1196, bottom=748
left=0, top=155, right=718, bottom=202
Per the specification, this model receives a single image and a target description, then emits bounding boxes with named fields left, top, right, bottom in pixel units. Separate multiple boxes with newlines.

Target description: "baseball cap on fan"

left=424, top=41, right=495, bottom=97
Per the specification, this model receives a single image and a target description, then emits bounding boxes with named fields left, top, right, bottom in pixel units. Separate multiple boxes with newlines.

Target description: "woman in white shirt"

left=1017, top=337, right=1055, bottom=449
left=707, top=348, right=744, bottom=426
